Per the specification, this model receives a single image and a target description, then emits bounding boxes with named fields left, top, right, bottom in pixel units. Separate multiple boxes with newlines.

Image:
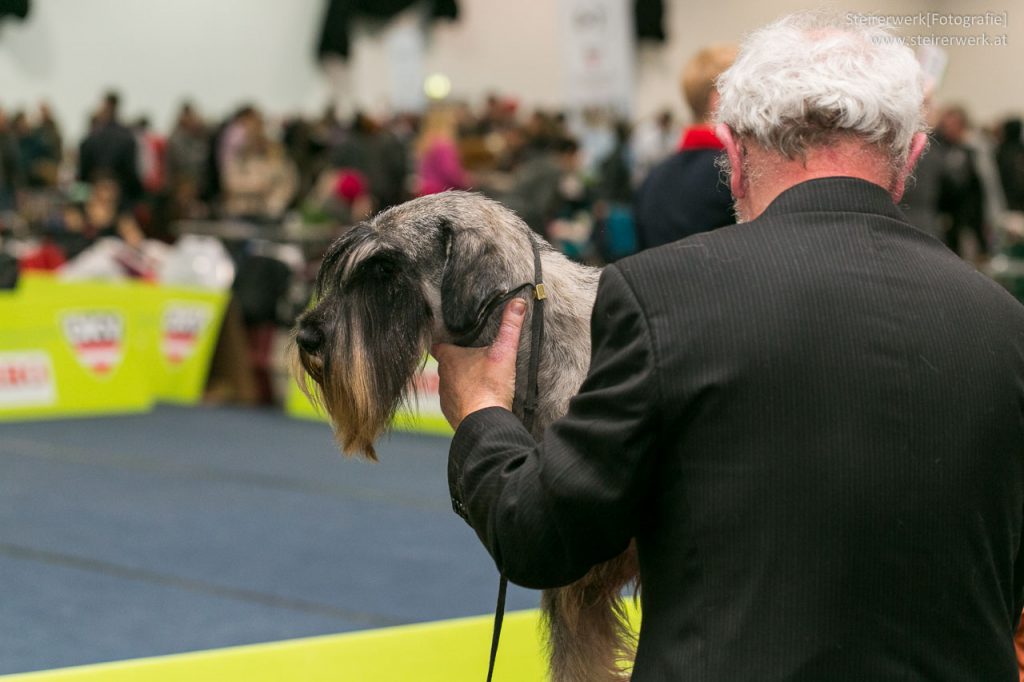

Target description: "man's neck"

left=739, top=143, right=896, bottom=221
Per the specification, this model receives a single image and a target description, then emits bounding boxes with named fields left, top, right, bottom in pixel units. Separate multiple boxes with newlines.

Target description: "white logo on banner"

left=62, top=312, right=125, bottom=376
left=162, top=304, right=211, bottom=365
left=0, top=351, right=57, bottom=407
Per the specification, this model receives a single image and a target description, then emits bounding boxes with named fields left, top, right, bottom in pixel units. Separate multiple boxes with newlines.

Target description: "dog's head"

left=293, top=191, right=539, bottom=459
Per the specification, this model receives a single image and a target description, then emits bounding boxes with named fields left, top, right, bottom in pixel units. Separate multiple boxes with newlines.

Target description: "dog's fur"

left=293, top=191, right=638, bottom=681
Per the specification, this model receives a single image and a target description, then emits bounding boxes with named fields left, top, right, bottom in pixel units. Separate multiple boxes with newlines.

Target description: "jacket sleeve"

left=447, top=264, right=662, bottom=589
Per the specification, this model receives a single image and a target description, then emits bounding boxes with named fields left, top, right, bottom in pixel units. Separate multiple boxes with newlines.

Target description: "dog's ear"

left=438, top=219, right=516, bottom=347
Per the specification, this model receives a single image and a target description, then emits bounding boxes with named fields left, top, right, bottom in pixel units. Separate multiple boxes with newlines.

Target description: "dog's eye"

left=364, top=253, right=402, bottom=279
left=346, top=251, right=406, bottom=288
left=296, top=324, right=324, bottom=355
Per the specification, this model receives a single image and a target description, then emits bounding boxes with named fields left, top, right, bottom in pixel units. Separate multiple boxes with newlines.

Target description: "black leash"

left=485, top=234, right=546, bottom=682
left=485, top=575, right=508, bottom=682
left=514, top=235, right=546, bottom=433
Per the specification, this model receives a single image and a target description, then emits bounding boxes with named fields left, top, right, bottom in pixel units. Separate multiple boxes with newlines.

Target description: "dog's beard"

left=293, top=258, right=433, bottom=460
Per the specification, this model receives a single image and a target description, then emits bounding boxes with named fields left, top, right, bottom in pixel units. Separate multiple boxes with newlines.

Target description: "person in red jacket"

left=633, top=44, right=737, bottom=250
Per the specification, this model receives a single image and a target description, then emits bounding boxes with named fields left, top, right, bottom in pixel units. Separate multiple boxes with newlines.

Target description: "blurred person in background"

left=415, top=107, right=472, bottom=196
left=298, top=110, right=376, bottom=225
left=217, top=106, right=257, bottom=173
left=593, top=119, right=638, bottom=262
left=494, top=108, right=562, bottom=173
left=41, top=176, right=144, bottom=265
left=365, top=113, right=410, bottom=211
left=545, top=136, right=602, bottom=262
left=574, top=106, right=616, bottom=177
left=934, top=105, right=989, bottom=260
left=301, top=161, right=373, bottom=225
left=283, top=107, right=342, bottom=204
left=494, top=129, right=567, bottom=235
left=166, top=102, right=209, bottom=199
left=13, top=104, right=62, bottom=188
left=202, top=106, right=248, bottom=206
left=75, top=177, right=144, bottom=247
left=594, top=119, right=633, bottom=206
left=0, top=109, right=20, bottom=211
left=328, top=111, right=407, bottom=212
left=473, top=93, right=516, bottom=135
left=221, top=108, right=297, bottom=221
left=631, top=109, right=678, bottom=186
left=11, top=112, right=41, bottom=187
left=997, top=118, right=1024, bottom=213
left=35, top=102, right=62, bottom=177
left=78, top=91, right=142, bottom=207
left=150, top=101, right=211, bottom=241
left=633, top=44, right=737, bottom=251
left=900, top=95, right=945, bottom=240
left=323, top=111, right=374, bottom=213
left=281, top=116, right=316, bottom=202
left=311, top=104, right=344, bottom=152
left=133, top=116, right=166, bottom=197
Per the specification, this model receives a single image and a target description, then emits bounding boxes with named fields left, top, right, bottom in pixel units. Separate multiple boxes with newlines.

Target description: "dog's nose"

left=296, top=325, right=324, bottom=355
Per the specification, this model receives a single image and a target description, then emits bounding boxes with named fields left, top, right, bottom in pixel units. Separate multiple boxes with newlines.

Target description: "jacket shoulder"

left=616, top=227, right=745, bottom=286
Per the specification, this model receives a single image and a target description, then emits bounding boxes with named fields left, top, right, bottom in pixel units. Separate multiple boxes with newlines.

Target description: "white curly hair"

left=715, top=11, right=926, bottom=166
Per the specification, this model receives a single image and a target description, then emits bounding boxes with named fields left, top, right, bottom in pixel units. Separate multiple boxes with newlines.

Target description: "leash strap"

left=485, top=575, right=508, bottom=682
left=485, top=235, right=546, bottom=682
left=522, top=239, right=546, bottom=433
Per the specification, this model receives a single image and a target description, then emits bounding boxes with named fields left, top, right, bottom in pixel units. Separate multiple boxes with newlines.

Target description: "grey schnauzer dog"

left=292, top=191, right=638, bottom=681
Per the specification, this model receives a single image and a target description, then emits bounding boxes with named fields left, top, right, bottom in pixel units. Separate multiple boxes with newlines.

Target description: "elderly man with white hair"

left=434, top=12, right=1024, bottom=681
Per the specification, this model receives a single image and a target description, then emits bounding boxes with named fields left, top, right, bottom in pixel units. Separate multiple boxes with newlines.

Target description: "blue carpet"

left=0, top=406, right=540, bottom=674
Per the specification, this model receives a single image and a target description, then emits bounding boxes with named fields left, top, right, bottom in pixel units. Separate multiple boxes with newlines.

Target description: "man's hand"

left=431, top=298, right=527, bottom=430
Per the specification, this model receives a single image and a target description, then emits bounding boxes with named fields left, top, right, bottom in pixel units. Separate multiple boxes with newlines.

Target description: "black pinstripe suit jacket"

left=449, top=177, right=1024, bottom=681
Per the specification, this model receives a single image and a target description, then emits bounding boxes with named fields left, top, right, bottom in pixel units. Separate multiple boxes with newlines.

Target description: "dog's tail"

left=541, top=546, right=639, bottom=682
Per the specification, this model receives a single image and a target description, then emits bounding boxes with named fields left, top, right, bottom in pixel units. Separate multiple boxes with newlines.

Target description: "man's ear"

left=706, top=91, right=721, bottom=124
left=715, top=123, right=746, bottom=199
left=890, top=132, right=929, bottom=202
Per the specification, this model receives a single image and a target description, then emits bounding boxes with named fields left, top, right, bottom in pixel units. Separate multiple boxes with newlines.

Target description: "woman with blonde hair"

left=414, top=107, right=471, bottom=196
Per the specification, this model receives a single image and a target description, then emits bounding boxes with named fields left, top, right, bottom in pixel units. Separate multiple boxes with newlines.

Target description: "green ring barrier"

left=0, top=603, right=640, bottom=681
left=0, top=274, right=228, bottom=420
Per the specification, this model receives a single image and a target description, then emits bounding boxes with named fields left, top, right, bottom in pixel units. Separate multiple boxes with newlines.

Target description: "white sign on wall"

left=558, top=0, right=635, bottom=116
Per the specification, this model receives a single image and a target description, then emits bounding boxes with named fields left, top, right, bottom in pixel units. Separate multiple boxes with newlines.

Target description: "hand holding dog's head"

left=292, top=192, right=539, bottom=459
left=431, top=297, right=527, bottom=431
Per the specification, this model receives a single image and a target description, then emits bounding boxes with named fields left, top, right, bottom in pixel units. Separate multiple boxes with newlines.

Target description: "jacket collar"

left=758, top=176, right=908, bottom=223
left=678, top=124, right=724, bottom=152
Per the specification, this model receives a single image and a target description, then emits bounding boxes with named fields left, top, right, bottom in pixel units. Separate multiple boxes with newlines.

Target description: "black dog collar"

left=447, top=237, right=546, bottom=351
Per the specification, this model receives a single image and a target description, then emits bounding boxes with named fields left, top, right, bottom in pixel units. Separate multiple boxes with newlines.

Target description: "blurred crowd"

left=0, top=69, right=1021, bottom=407
left=1, top=80, right=1024, bottom=275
